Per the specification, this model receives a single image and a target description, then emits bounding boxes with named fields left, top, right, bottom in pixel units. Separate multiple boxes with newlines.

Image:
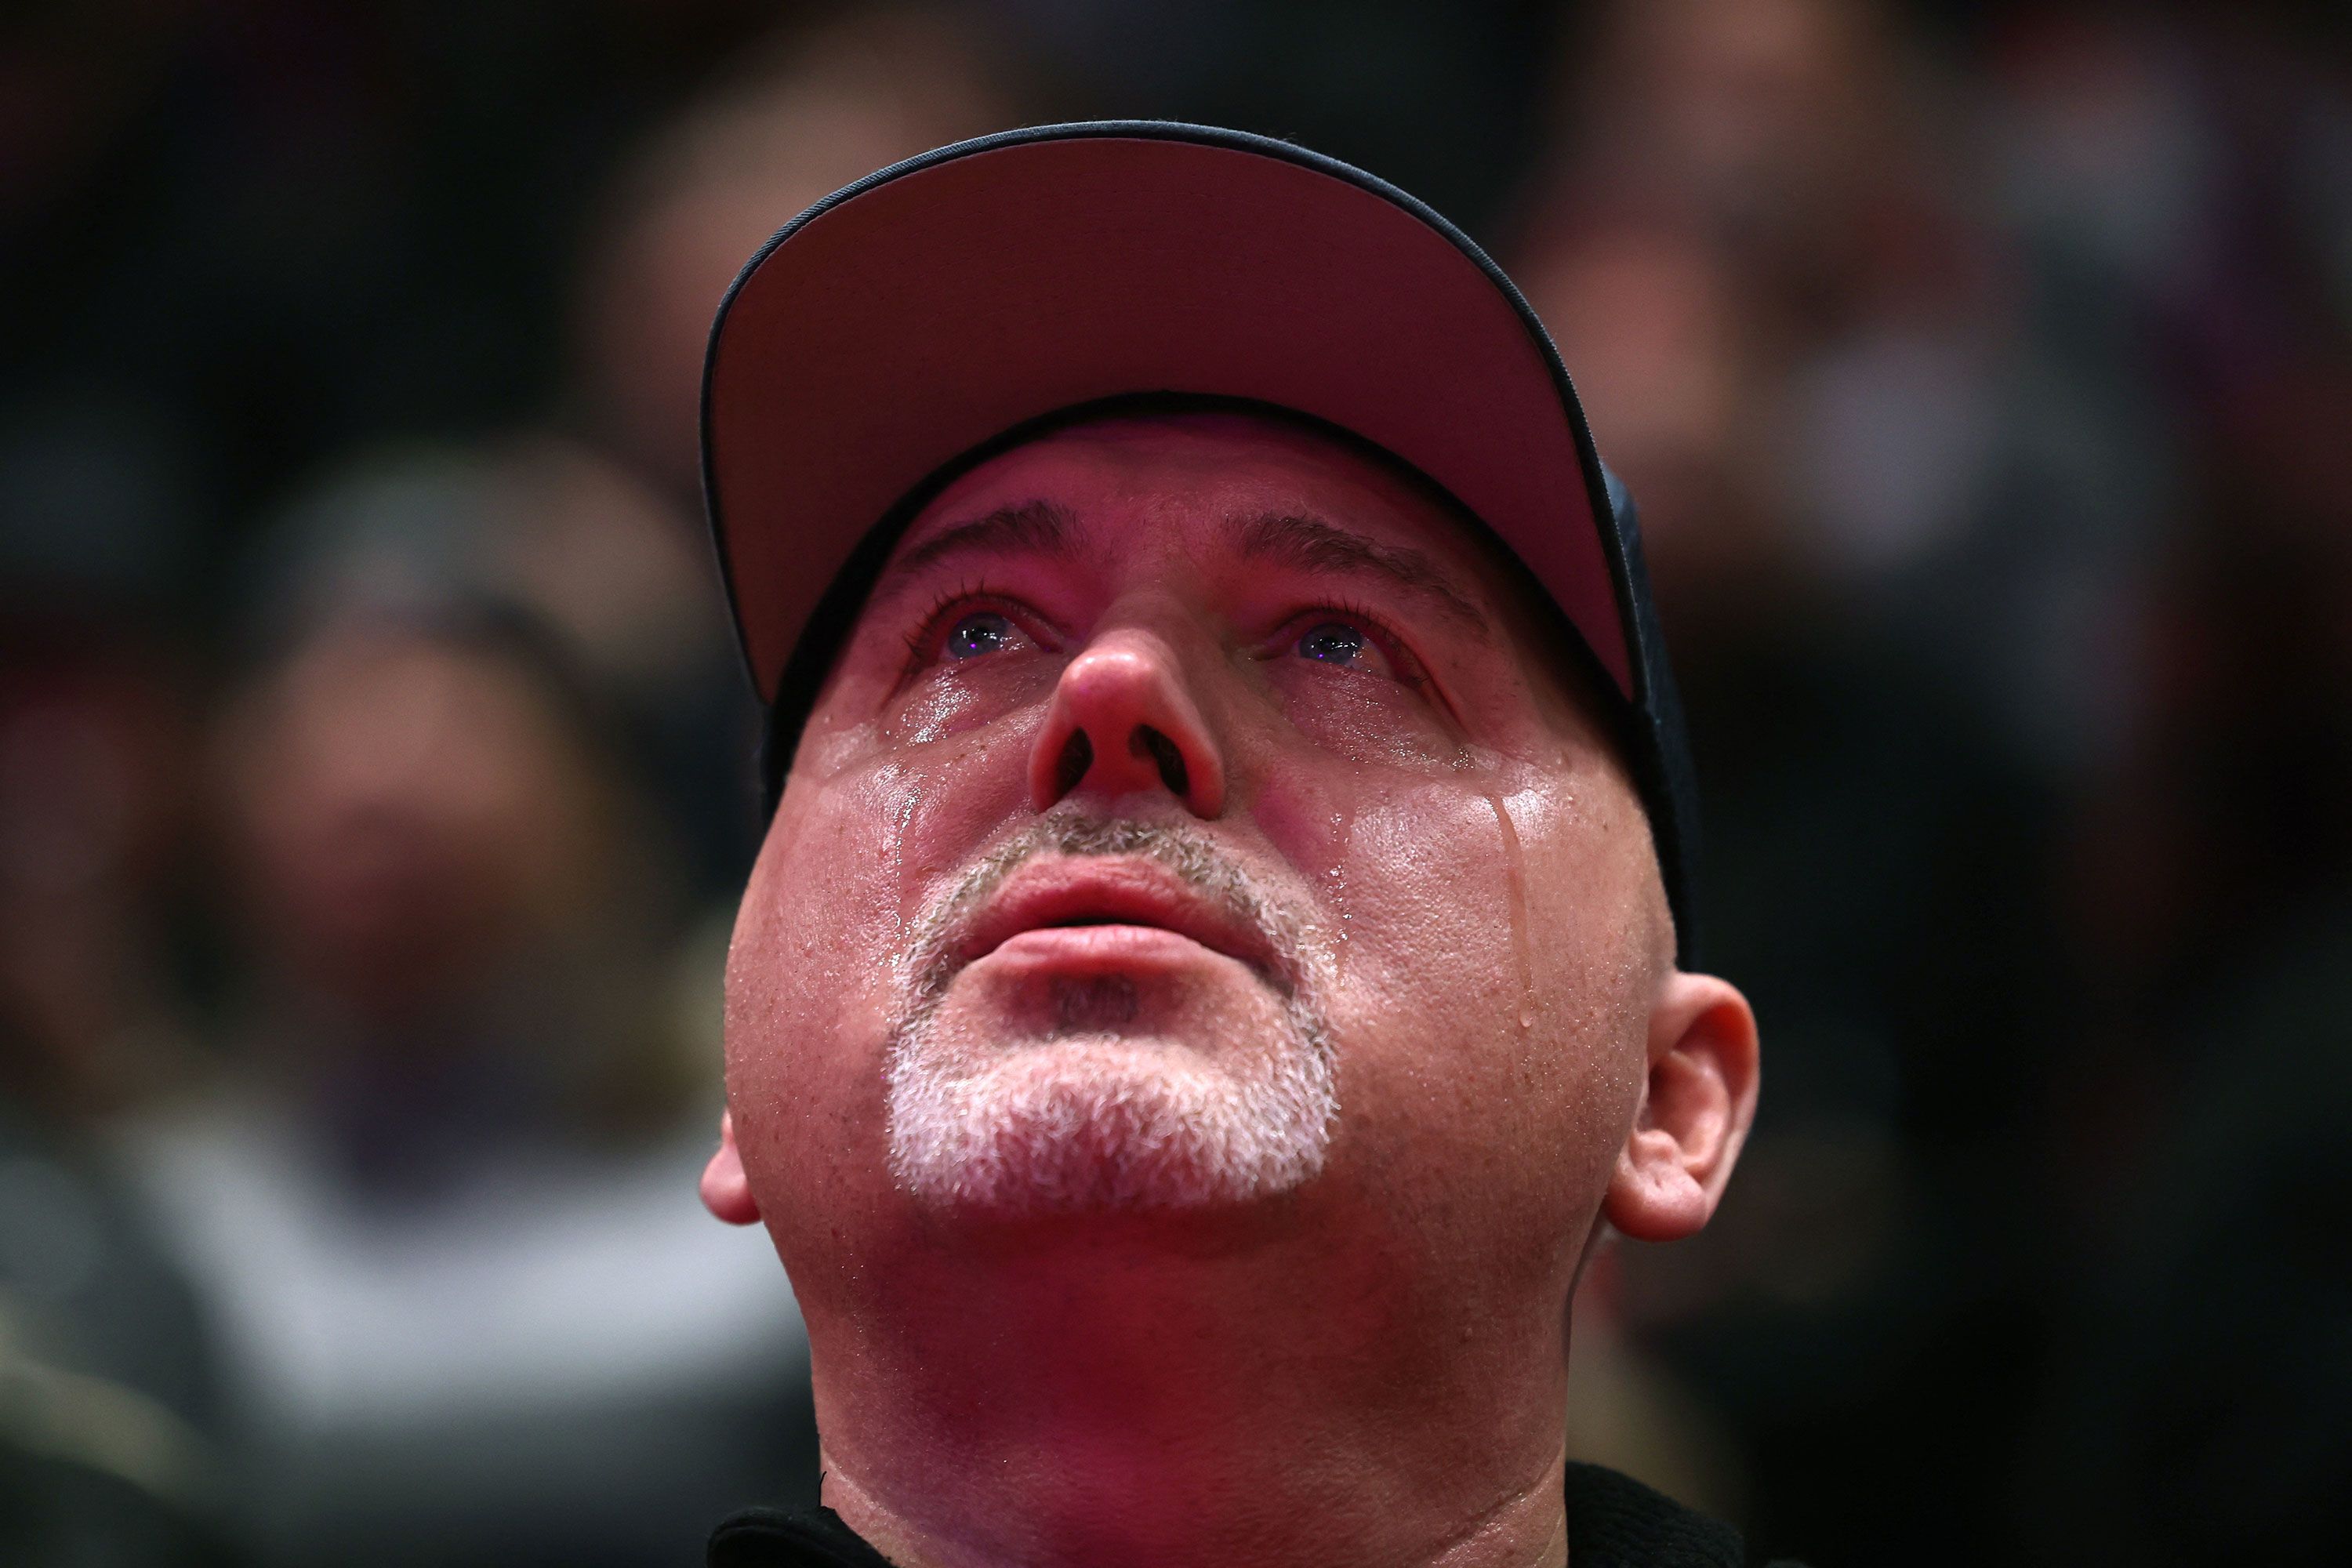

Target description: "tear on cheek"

left=1248, top=777, right=1356, bottom=887
left=887, top=679, right=988, bottom=745
left=1273, top=678, right=1461, bottom=771
left=885, top=663, right=1058, bottom=747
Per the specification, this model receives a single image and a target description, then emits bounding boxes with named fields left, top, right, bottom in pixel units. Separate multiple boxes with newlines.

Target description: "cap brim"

left=702, top=121, right=1635, bottom=706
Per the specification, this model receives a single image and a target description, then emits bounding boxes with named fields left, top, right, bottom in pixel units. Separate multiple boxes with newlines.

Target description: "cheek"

left=1308, top=762, right=1655, bottom=1237
left=720, top=765, right=917, bottom=1206
left=790, top=706, right=1044, bottom=924
left=884, top=658, right=1059, bottom=747
left=1242, top=754, right=1358, bottom=924
left=1258, top=661, right=1461, bottom=774
left=721, top=719, right=1045, bottom=1183
left=886, top=709, right=1043, bottom=918
left=1506, top=775, right=1663, bottom=1076
left=1325, top=780, right=1528, bottom=1046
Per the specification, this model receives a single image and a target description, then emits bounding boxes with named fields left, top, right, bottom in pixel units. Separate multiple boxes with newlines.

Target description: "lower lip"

left=981, top=924, right=1232, bottom=974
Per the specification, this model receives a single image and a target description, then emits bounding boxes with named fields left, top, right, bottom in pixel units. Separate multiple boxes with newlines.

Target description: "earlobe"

left=700, top=1109, right=764, bottom=1227
left=1602, top=971, right=1760, bottom=1243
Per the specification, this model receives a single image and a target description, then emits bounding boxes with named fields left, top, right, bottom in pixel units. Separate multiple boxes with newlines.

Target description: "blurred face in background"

left=0, top=629, right=192, bottom=1112
left=220, top=622, right=615, bottom=1022
left=1583, top=0, right=1891, bottom=234
left=575, top=9, right=1014, bottom=499
left=1519, top=225, right=1795, bottom=624
left=717, top=413, right=1751, bottom=1338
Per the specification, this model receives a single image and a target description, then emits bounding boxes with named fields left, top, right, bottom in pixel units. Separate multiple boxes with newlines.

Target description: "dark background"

left=5, top=2, right=2350, bottom=1564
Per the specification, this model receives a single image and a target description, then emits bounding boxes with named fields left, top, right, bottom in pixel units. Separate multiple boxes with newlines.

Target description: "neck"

left=797, top=1214, right=1577, bottom=1568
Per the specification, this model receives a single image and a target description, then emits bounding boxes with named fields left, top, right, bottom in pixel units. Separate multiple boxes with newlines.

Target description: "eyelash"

left=895, top=587, right=1434, bottom=690
left=898, top=580, right=1026, bottom=679
left=1290, top=597, right=1432, bottom=687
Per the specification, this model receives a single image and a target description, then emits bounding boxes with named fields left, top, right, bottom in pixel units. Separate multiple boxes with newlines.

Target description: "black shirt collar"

left=708, top=1462, right=1786, bottom=1568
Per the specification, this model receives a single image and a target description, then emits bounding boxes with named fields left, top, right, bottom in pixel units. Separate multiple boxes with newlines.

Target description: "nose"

left=1028, top=626, right=1227, bottom=818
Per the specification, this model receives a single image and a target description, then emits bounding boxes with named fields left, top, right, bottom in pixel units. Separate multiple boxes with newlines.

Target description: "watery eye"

left=1296, top=621, right=1370, bottom=666
left=945, top=611, right=1014, bottom=660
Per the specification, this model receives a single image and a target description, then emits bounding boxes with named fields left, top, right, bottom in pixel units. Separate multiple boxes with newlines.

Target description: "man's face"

left=724, top=412, right=1675, bottom=1298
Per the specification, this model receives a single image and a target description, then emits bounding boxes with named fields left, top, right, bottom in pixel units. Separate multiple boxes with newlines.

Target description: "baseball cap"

left=700, top=120, right=1701, bottom=960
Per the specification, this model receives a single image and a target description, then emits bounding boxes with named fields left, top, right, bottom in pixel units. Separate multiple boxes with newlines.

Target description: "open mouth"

left=956, top=855, right=1281, bottom=984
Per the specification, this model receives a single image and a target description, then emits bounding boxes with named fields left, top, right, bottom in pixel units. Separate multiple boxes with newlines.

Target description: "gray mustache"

left=900, top=811, right=1310, bottom=1007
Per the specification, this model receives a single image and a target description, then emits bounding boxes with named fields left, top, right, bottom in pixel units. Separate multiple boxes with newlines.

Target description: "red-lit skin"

left=704, top=414, right=1760, bottom=1568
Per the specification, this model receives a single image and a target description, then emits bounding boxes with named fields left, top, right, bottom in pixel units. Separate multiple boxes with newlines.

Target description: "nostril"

left=1131, top=726, right=1189, bottom=797
left=1052, top=729, right=1094, bottom=799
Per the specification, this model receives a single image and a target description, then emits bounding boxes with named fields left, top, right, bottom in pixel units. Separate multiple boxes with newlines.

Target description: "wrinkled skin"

left=707, top=414, right=1759, bottom=1568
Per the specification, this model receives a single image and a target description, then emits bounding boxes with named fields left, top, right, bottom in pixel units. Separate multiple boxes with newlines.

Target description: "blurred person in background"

left=1963, top=9, right=2352, bottom=1560
left=1, top=1065, right=231, bottom=1568
left=2027, top=350, right=2352, bottom=1568
left=1512, top=2, right=2352, bottom=1561
left=1513, top=2, right=2074, bottom=1559
left=86, top=14, right=1024, bottom=1561
left=532, top=4, right=1025, bottom=896
left=1, top=396, right=233, bottom=1564
left=0, top=390, right=212, bottom=1125
left=572, top=5, right=1021, bottom=514
left=0, top=621, right=205, bottom=1123
left=0, top=609, right=229, bottom=1564
left=114, top=523, right=818, bottom=1565
left=1521, top=205, right=2067, bottom=1568
left=1529, top=0, right=2160, bottom=778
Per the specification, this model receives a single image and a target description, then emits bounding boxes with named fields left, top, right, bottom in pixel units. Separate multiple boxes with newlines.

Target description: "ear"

left=1603, top=971, right=1759, bottom=1243
left=700, top=1109, right=763, bottom=1226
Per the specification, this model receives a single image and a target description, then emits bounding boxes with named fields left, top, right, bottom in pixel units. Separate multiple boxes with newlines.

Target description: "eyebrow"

left=1236, top=512, right=1490, bottom=638
left=880, top=499, right=1083, bottom=593
left=872, top=497, right=1490, bottom=640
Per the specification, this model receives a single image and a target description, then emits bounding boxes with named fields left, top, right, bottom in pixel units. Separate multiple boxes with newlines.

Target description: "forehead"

left=885, top=411, right=1501, bottom=583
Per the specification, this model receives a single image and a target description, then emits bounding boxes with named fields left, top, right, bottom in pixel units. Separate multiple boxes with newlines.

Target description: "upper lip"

left=958, top=856, right=1279, bottom=979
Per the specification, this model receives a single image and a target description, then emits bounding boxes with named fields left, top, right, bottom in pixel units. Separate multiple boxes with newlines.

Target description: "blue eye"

left=945, top=611, right=1014, bottom=659
left=1296, top=621, right=1368, bottom=665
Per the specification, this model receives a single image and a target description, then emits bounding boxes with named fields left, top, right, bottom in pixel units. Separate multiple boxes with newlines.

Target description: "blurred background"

left=4, top=1, right=2349, bottom=1563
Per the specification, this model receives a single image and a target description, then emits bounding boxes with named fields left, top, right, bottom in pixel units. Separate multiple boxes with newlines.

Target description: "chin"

left=884, top=1029, right=1337, bottom=1218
